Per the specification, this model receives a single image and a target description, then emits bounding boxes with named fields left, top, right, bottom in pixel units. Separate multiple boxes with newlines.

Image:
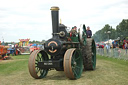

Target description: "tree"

left=116, top=19, right=128, bottom=39
left=93, top=24, right=115, bottom=42
left=93, top=19, right=128, bottom=42
left=42, top=40, right=45, bottom=44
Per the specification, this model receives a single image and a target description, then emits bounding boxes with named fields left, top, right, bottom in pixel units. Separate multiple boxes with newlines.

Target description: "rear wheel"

left=28, top=50, right=49, bottom=79
left=82, top=38, right=96, bottom=70
left=64, top=48, right=83, bottom=79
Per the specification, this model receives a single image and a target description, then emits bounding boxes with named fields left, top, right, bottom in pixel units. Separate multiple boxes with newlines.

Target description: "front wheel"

left=64, top=48, right=83, bottom=79
left=28, top=50, right=49, bottom=79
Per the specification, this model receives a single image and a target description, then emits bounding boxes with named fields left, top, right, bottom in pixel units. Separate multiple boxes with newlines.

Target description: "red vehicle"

left=29, top=46, right=40, bottom=54
left=0, top=45, right=9, bottom=60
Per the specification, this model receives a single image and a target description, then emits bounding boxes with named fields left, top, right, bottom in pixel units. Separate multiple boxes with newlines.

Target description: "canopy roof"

left=19, top=39, right=30, bottom=42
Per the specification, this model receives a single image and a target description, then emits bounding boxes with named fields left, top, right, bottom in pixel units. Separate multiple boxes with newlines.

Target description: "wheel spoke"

left=75, top=66, right=80, bottom=69
left=37, top=55, right=40, bottom=61
left=35, top=60, right=38, bottom=62
left=40, top=69, right=43, bottom=74
left=75, top=56, right=80, bottom=61
left=39, top=57, right=42, bottom=61
left=36, top=68, right=40, bottom=73
left=72, top=68, right=78, bottom=77
left=75, top=67, right=80, bottom=73
left=37, top=54, right=42, bottom=61
left=73, top=51, right=77, bottom=58
left=37, top=54, right=39, bottom=57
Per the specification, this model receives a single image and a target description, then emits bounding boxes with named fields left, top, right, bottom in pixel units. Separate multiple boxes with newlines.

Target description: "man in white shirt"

left=106, top=43, right=110, bottom=55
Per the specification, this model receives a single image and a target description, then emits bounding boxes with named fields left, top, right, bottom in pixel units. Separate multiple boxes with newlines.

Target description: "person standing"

left=124, top=42, right=128, bottom=55
left=86, top=26, right=92, bottom=38
left=106, top=43, right=110, bottom=56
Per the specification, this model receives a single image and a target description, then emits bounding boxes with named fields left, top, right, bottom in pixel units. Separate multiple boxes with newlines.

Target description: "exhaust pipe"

left=50, top=6, right=59, bottom=38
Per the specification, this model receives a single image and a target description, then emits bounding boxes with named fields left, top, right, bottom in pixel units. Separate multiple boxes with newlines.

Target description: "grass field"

left=0, top=54, right=128, bottom=85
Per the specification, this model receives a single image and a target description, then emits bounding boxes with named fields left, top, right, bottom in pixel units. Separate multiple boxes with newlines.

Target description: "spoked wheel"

left=28, top=50, right=49, bottom=79
left=82, top=38, right=96, bottom=70
left=64, top=48, right=83, bottom=79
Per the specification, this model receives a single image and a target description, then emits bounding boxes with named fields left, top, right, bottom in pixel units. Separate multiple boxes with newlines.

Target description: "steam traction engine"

left=28, top=6, right=96, bottom=79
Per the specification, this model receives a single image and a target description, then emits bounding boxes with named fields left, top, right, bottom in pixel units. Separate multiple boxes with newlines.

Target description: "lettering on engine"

left=44, top=63, right=53, bottom=65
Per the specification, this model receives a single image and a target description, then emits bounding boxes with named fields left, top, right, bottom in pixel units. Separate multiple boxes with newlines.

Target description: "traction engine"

left=28, top=6, right=96, bottom=79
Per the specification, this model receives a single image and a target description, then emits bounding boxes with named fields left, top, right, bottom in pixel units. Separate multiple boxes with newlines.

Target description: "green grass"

left=0, top=54, right=128, bottom=85
left=0, top=55, right=29, bottom=75
left=12, top=54, right=29, bottom=60
left=97, top=54, right=128, bottom=66
left=95, top=55, right=128, bottom=85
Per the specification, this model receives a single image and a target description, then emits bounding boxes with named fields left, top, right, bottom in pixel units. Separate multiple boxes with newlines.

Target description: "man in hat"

left=70, top=26, right=77, bottom=37
left=86, top=26, right=92, bottom=38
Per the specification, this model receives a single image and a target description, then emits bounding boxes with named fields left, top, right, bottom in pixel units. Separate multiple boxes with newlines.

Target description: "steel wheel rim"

left=28, top=50, right=49, bottom=79
left=64, top=48, right=83, bottom=79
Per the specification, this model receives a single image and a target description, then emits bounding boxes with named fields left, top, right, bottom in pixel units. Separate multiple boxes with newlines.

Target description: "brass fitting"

left=50, top=6, right=59, bottom=11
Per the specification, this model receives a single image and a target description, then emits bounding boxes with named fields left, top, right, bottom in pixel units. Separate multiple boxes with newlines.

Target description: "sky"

left=0, top=0, right=128, bottom=42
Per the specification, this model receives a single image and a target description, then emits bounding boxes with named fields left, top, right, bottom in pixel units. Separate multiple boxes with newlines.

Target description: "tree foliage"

left=29, top=40, right=46, bottom=44
left=93, top=19, right=128, bottom=42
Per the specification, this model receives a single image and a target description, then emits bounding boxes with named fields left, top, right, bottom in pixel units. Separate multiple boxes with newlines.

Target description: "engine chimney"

left=50, top=6, right=59, bottom=38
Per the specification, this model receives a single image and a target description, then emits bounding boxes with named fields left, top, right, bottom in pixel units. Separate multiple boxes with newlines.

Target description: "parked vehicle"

left=29, top=45, right=40, bottom=54
left=0, top=45, right=9, bottom=60
left=18, top=46, right=30, bottom=55
left=7, top=44, right=20, bottom=56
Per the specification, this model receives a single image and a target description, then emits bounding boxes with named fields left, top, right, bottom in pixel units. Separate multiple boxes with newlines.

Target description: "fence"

left=96, top=48, right=128, bottom=60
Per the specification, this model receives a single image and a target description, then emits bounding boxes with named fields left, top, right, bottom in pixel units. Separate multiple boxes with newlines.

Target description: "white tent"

left=104, top=39, right=114, bottom=45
